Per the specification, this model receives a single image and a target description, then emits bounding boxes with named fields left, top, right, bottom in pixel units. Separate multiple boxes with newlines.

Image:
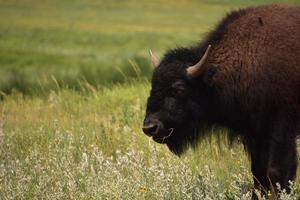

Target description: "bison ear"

left=202, top=65, right=217, bottom=86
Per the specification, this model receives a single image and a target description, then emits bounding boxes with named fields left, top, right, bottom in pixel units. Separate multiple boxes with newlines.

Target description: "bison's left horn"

left=149, top=49, right=160, bottom=68
left=186, top=44, right=211, bottom=78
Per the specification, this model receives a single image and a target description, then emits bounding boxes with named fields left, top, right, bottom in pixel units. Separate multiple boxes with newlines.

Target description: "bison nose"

left=142, top=123, right=159, bottom=136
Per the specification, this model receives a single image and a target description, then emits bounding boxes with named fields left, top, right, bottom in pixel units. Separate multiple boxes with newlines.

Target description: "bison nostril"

left=142, top=124, right=159, bottom=136
left=148, top=124, right=158, bottom=133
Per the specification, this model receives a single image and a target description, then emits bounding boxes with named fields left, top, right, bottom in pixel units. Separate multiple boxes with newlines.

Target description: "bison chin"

left=166, top=134, right=188, bottom=156
left=166, top=122, right=206, bottom=156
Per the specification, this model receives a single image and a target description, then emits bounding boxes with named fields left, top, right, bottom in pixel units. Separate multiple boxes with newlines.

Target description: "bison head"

left=143, top=45, right=217, bottom=155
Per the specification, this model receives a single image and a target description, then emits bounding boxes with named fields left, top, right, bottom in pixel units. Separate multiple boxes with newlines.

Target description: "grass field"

left=0, top=0, right=298, bottom=94
left=1, top=0, right=300, bottom=199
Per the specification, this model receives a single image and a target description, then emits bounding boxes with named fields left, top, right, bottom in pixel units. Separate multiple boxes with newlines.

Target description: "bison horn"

left=186, top=44, right=211, bottom=78
left=149, top=49, right=160, bottom=68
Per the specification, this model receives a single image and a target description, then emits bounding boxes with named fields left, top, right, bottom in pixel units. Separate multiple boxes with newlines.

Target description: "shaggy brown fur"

left=143, top=4, right=300, bottom=198
left=207, top=5, right=300, bottom=114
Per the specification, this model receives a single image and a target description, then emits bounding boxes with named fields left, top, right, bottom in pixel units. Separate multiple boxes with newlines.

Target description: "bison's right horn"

left=186, top=45, right=211, bottom=78
left=149, top=49, right=160, bottom=68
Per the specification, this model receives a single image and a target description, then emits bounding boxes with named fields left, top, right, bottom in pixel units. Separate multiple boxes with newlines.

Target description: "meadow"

left=0, top=0, right=300, bottom=199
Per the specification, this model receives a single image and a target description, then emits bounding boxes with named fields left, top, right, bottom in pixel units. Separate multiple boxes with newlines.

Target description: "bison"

left=142, top=4, right=300, bottom=198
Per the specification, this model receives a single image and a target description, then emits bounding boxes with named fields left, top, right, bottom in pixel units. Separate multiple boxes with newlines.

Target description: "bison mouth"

left=152, top=128, right=174, bottom=143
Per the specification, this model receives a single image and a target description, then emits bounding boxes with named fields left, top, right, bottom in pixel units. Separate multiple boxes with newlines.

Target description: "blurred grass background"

left=0, top=0, right=298, bottom=95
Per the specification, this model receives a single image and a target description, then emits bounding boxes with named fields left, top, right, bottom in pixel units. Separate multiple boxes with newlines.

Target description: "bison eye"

left=172, top=88, right=185, bottom=96
left=171, top=81, right=186, bottom=96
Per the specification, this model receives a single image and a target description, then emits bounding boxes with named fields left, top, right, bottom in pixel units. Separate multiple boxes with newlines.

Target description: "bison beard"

left=143, top=4, right=300, bottom=199
left=165, top=100, right=215, bottom=155
left=166, top=121, right=200, bottom=156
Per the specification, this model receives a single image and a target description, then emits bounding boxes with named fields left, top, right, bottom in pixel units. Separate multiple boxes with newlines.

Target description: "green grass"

left=0, top=0, right=299, bottom=94
left=1, top=0, right=300, bottom=199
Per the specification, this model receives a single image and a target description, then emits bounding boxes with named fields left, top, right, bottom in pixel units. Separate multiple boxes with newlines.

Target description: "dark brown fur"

left=201, top=5, right=300, bottom=197
left=143, top=5, right=300, bottom=198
